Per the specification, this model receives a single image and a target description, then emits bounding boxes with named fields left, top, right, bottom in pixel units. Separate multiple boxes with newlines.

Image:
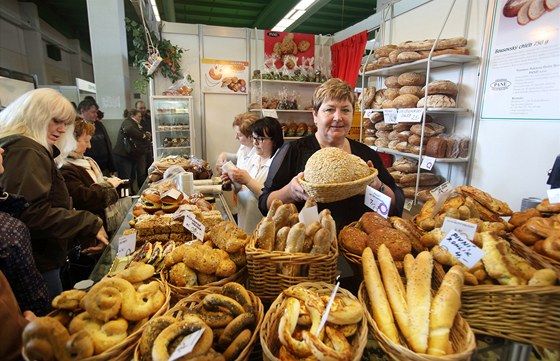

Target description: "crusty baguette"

left=378, top=244, right=410, bottom=341
left=273, top=204, right=293, bottom=230
left=274, top=226, right=291, bottom=251
left=267, top=198, right=283, bottom=218
left=428, top=265, right=465, bottom=356
left=320, top=213, right=336, bottom=249
left=403, top=253, right=415, bottom=281
left=310, top=228, right=331, bottom=254
left=256, top=217, right=275, bottom=250
left=362, top=247, right=400, bottom=344
left=282, top=223, right=306, bottom=276
left=406, top=251, right=433, bottom=353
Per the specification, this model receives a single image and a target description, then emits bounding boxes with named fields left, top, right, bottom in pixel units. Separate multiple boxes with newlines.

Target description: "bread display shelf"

left=364, top=108, right=470, bottom=114
left=369, top=146, right=469, bottom=163
left=361, top=54, right=479, bottom=77
left=156, top=127, right=190, bottom=132
left=249, top=79, right=322, bottom=86
left=157, top=146, right=190, bottom=150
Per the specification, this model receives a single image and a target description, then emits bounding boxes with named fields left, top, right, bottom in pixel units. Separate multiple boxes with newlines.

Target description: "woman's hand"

left=366, top=160, right=383, bottom=190
left=82, top=226, right=109, bottom=255
left=215, top=152, right=227, bottom=172
left=228, top=168, right=251, bottom=185
left=106, top=177, right=123, bottom=188
left=289, top=172, right=308, bottom=202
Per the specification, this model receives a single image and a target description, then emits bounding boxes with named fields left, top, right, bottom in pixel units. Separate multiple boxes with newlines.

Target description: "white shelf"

left=364, top=108, right=470, bottom=115
left=157, top=146, right=191, bottom=150
left=250, top=109, right=312, bottom=113
left=156, top=126, right=190, bottom=132
left=361, top=54, right=479, bottom=77
left=250, top=79, right=321, bottom=86
left=369, top=146, right=469, bottom=163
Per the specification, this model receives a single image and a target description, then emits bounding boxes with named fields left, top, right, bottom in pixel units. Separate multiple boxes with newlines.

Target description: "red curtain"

left=330, top=31, right=368, bottom=88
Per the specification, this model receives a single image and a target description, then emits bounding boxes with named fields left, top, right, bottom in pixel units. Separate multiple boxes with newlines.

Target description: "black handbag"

left=121, top=128, right=146, bottom=158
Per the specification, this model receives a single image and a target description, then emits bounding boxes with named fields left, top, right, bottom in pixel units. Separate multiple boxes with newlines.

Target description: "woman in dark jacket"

left=113, top=109, right=152, bottom=191
left=0, top=88, right=109, bottom=299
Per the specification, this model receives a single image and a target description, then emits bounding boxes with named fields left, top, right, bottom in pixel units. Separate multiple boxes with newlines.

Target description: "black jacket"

left=113, top=117, right=151, bottom=160
left=84, top=120, right=116, bottom=174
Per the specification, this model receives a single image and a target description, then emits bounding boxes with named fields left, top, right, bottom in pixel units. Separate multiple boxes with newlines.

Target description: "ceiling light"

left=271, top=0, right=319, bottom=32
left=149, top=0, right=160, bottom=21
left=294, top=0, right=316, bottom=10
left=272, top=18, right=296, bottom=32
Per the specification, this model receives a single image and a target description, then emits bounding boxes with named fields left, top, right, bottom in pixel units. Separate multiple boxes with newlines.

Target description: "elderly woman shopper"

left=0, top=88, right=109, bottom=299
left=259, top=78, right=404, bottom=229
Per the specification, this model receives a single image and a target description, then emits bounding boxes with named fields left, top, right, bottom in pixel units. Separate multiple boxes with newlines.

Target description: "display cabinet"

left=150, top=95, right=194, bottom=160
left=249, top=79, right=320, bottom=140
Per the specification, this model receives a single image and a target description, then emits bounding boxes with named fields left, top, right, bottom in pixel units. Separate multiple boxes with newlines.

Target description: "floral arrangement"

left=125, top=18, right=187, bottom=92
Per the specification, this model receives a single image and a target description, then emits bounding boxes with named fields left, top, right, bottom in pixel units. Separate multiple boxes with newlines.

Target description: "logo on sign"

left=490, top=78, right=511, bottom=90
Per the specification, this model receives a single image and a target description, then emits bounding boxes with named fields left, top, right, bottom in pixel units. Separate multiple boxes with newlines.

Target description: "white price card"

left=441, top=217, right=478, bottom=241
left=547, top=188, right=560, bottom=204
left=430, top=181, right=454, bottom=216
left=404, top=198, right=414, bottom=211
left=183, top=211, right=206, bottom=241
left=261, top=109, right=278, bottom=118
left=162, top=188, right=182, bottom=200
left=364, top=109, right=376, bottom=118
left=382, top=109, right=398, bottom=124
left=370, top=145, right=378, bottom=151
left=439, top=230, right=483, bottom=269
left=168, top=328, right=205, bottom=361
left=365, top=185, right=392, bottom=218
left=299, top=206, right=320, bottom=226
left=396, top=108, right=424, bottom=123
left=117, top=233, right=136, bottom=258
left=420, top=156, right=436, bottom=171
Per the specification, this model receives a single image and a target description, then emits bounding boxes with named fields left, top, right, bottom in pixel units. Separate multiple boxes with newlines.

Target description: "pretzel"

left=68, top=312, right=128, bottom=354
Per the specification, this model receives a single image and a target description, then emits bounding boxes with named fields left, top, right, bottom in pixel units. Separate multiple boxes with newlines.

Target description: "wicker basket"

left=299, top=167, right=378, bottom=203
left=433, top=251, right=560, bottom=350
left=160, top=266, right=247, bottom=301
left=358, top=281, right=476, bottom=361
left=246, top=225, right=338, bottom=303
left=134, top=284, right=264, bottom=361
left=260, top=282, right=368, bottom=361
left=26, top=278, right=170, bottom=361
left=509, top=235, right=560, bottom=277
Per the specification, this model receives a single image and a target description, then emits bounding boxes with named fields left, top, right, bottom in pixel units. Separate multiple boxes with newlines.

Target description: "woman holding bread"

left=222, top=117, right=284, bottom=233
left=59, top=118, right=124, bottom=234
left=0, top=88, right=109, bottom=299
left=259, top=78, right=404, bottom=228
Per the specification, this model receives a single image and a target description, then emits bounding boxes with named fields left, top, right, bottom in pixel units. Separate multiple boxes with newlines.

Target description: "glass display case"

left=150, top=95, right=194, bottom=161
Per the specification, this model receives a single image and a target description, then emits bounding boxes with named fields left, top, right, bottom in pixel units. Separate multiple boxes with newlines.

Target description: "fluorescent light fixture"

left=149, top=0, right=160, bottom=21
left=271, top=0, right=319, bottom=32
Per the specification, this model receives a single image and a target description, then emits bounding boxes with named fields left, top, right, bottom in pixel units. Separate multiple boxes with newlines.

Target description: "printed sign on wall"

left=202, top=59, right=249, bottom=94
left=264, top=31, right=315, bottom=68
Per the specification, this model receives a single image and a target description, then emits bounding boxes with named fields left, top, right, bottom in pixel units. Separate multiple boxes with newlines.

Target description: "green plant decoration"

left=125, top=17, right=186, bottom=93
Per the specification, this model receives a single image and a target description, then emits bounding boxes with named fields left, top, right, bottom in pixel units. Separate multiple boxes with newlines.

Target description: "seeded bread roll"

left=367, top=227, right=412, bottom=262
left=398, top=72, right=427, bottom=86
left=304, top=147, right=372, bottom=184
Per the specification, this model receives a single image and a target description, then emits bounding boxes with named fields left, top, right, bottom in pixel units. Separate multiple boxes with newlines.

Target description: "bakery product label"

left=396, top=108, right=423, bottom=123
left=183, top=211, right=206, bottom=240
left=383, top=109, right=398, bottom=124
left=365, top=185, right=392, bottom=218
left=420, top=156, right=436, bottom=171
left=117, top=233, right=136, bottom=258
left=169, top=328, right=205, bottom=361
left=439, top=230, right=483, bottom=269
left=441, top=217, right=478, bottom=240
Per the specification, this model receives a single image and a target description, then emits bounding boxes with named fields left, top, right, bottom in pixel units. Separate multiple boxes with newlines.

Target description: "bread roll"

left=410, top=123, right=445, bottom=137
left=374, top=138, right=390, bottom=148
left=398, top=72, right=426, bottom=86
left=407, top=251, right=433, bottom=353
left=362, top=247, right=400, bottom=344
left=408, top=133, right=430, bottom=146
left=378, top=57, right=392, bottom=67
left=426, top=137, right=448, bottom=158
left=397, top=51, right=423, bottom=63
left=417, top=95, right=456, bottom=108
left=503, top=0, right=531, bottom=17
left=282, top=223, right=306, bottom=276
left=367, top=227, right=412, bottom=262
left=509, top=208, right=541, bottom=227
left=399, top=85, right=424, bottom=98
left=392, top=94, right=420, bottom=109
left=393, top=122, right=414, bottom=132
left=374, top=44, right=398, bottom=59
left=381, top=100, right=395, bottom=109
left=385, top=76, right=400, bottom=88
left=311, top=228, right=331, bottom=254
left=370, top=111, right=384, bottom=123
left=422, top=80, right=458, bottom=97
left=395, top=141, right=411, bottom=153
left=378, top=244, right=410, bottom=341
left=339, top=226, right=368, bottom=255
left=375, top=122, right=394, bottom=131
left=275, top=226, right=291, bottom=251
left=392, top=157, right=418, bottom=173
left=359, top=212, right=392, bottom=234
left=428, top=266, right=464, bottom=356
left=384, top=88, right=400, bottom=100
left=388, top=49, right=401, bottom=64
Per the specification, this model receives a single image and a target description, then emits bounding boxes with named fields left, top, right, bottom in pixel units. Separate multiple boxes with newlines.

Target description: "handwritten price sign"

left=440, top=230, right=483, bottom=269
left=365, top=185, right=392, bottom=218
left=396, top=108, right=424, bottom=123
left=183, top=210, right=206, bottom=241
left=117, top=233, right=136, bottom=258
left=383, top=109, right=398, bottom=124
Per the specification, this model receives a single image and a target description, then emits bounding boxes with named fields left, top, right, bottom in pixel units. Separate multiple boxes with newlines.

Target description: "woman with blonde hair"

left=0, top=88, right=109, bottom=299
left=215, top=111, right=260, bottom=172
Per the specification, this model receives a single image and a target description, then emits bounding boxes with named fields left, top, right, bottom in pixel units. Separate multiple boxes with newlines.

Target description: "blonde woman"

left=0, top=88, right=108, bottom=298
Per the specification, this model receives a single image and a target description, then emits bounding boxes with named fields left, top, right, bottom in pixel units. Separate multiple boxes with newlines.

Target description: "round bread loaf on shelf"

left=398, top=72, right=426, bottom=86
left=392, top=94, right=420, bottom=108
left=417, top=94, right=456, bottom=108
left=422, top=80, right=458, bottom=97
left=397, top=51, right=423, bottom=63
left=375, top=122, right=395, bottom=131
left=399, top=85, right=424, bottom=98
left=374, top=44, right=398, bottom=59
left=385, top=76, right=401, bottom=88
left=384, top=88, right=401, bottom=100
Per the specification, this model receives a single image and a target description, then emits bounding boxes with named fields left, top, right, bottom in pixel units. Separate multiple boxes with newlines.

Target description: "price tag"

left=168, top=328, right=205, bottom=361
left=162, top=188, right=182, bottom=200
left=547, top=188, right=560, bottom=204
left=420, top=156, right=436, bottom=170
left=439, top=230, right=483, bottom=269
left=441, top=217, right=478, bottom=241
left=382, top=109, right=398, bottom=124
left=183, top=211, right=206, bottom=241
left=430, top=181, right=454, bottom=216
left=364, top=109, right=375, bottom=118
left=299, top=206, right=320, bottom=226
left=364, top=185, right=392, bottom=218
left=117, top=233, right=136, bottom=258
left=396, top=108, right=424, bottom=123
left=262, top=109, right=278, bottom=118
left=404, top=198, right=414, bottom=211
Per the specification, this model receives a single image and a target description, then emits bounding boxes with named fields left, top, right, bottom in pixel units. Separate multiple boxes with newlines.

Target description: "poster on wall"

left=264, top=31, right=315, bottom=68
left=480, top=0, right=560, bottom=121
left=201, top=59, right=249, bottom=94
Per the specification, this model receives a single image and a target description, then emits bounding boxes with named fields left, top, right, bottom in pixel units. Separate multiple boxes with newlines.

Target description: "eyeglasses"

left=251, top=135, right=271, bottom=144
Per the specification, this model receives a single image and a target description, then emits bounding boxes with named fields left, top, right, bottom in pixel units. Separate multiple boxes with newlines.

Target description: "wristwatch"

left=378, top=183, right=385, bottom=193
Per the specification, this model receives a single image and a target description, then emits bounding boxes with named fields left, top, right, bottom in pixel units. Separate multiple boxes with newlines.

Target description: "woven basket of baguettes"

left=159, top=220, right=251, bottom=300
left=298, top=147, right=378, bottom=203
left=22, top=263, right=170, bottom=361
left=260, top=281, right=368, bottom=361
left=359, top=245, right=476, bottom=361
left=246, top=200, right=338, bottom=303
left=134, top=282, right=263, bottom=361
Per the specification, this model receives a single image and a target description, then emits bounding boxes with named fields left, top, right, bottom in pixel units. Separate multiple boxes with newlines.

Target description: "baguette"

left=378, top=244, right=410, bottom=341
left=362, top=247, right=400, bottom=344
left=256, top=217, right=275, bottom=250
left=275, top=226, right=291, bottom=251
left=310, top=228, right=331, bottom=254
left=282, top=223, right=306, bottom=276
left=406, top=251, right=433, bottom=353
left=320, top=213, right=336, bottom=249
left=403, top=254, right=415, bottom=282
left=267, top=199, right=283, bottom=218
left=428, top=265, right=465, bottom=356
left=273, top=204, right=293, bottom=230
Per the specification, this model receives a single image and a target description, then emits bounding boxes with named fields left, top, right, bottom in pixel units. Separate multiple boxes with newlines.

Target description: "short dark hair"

left=77, top=99, right=98, bottom=113
left=129, top=109, right=141, bottom=117
left=251, top=117, right=284, bottom=155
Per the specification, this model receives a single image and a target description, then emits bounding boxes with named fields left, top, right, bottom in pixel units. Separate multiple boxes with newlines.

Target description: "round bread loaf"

left=339, top=226, right=369, bottom=255
left=392, top=94, right=420, bottom=108
left=363, top=137, right=377, bottom=146
left=375, top=122, right=394, bottom=131
left=374, top=44, right=398, bottom=59
left=376, top=130, right=390, bottom=139
left=398, top=72, right=426, bottom=86
left=304, top=147, right=372, bottom=184
left=417, top=95, right=456, bottom=108
left=399, top=85, right=424, bottom=98
left=381, top=99, right=395, bottom=109
left=385, top=76, right=400, bottom=88
left=374, top=138, right=390, bottom=148
left=370, top=111, right=384, bottom=123
left=389, top=50, right=402, bottom=64
left=397, top=51, right=423, bottom=63
left=384, top=88, right=400, bottom=100
left=359, top=212, right=392, bottom=234
left=422, top=80, right=458, bottom=97
left=366, top=227, right=412, bottom=261
left=392, top=158, right=418, bottom=173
